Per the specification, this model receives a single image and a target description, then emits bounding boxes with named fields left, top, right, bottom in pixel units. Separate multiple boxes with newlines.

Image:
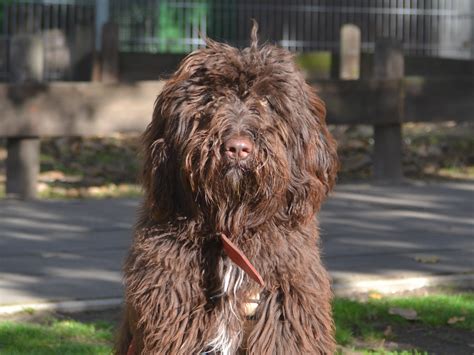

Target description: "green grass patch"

left=334, top=293, right=474, bottom=346
left=0, top=294, right=472, bottom=353
left=0, top=320, right=113, bottom=354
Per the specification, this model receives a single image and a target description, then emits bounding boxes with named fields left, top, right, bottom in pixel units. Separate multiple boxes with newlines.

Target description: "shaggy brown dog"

left=116, top=26, right=338, bottom=355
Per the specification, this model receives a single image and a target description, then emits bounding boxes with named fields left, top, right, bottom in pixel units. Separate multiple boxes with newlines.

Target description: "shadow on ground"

left=0, top=181, right=472, bottom=305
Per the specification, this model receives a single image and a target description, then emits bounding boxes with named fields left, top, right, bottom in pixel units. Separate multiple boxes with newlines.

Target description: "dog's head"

left=142, top=26, right=338, bottom=234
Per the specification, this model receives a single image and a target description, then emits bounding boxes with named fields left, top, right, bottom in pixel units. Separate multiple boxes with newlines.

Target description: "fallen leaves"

left=414, top=255, right=440, bottom=264
left=383, top=325, right=393, bottom=337
left=368, top=291, right=383, bottom=300
left=447, top=316, right=465, bottom=325
left=388, top=307, right=418, bottom=320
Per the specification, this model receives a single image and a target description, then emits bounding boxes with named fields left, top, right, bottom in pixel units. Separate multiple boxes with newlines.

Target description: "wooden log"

left=373, top=39, right=404, bottom=182
left=6, top=34, right=43, bottom=199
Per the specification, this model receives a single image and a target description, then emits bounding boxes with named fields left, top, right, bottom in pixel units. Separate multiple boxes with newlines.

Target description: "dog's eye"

left=260, top=96, right=274, bottom=111
left=249, top=107, right=260, bottom=116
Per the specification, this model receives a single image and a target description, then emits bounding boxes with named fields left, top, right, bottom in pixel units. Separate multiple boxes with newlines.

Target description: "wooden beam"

left=0, top=81, right=164, bottom=137
left=6, top=34, right=44, bottom=199
left=404, top=77, right=474, bottom=123
left=312, top=79, right=402, bottom=125
left=372, top=38, right=404, bottom=182
left=0, top=78, right=472, bottom=138
left=339, top=24, right=361, bottom=80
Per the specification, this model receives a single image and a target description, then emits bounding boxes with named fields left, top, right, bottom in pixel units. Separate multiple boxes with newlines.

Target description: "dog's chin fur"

left=224, top=167, right=247, bottom=195
left=116, top=26, right=339, bottom=355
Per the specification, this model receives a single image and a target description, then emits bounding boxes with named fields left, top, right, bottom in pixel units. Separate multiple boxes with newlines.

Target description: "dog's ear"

left=141, top=95, right=177, bottom=222
left=286, top=85, right=338, bottom=224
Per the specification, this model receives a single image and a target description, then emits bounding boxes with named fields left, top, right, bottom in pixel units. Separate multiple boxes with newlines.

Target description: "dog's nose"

left=224, top=136, right=253, bottom=160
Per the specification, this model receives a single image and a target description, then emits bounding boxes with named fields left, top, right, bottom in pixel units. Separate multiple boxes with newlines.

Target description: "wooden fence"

left=1, top=29, right=473, bottom=199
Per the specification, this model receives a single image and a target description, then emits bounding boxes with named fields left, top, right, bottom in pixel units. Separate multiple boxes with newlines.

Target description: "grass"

left=0, top=319, right=113, bottom=355
left=334, top=293, right=474, bottom=348
left=0, top=293, right=472, bottom=354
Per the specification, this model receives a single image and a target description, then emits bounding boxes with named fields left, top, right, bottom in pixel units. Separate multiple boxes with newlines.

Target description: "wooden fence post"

left=340, top=24, right=361, bottom=80
left=373, top=38, right=404, bottom=182
left=6, top=34, right=43, bottom=199
left=100, top=22, right=119, bottom=83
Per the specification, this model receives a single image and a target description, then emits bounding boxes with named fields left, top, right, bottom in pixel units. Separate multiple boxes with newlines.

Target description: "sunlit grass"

left=334, top=293, right=474, bottom=347
left=0, top=320, right=114, bottom=355
left=37, top=183, right=143, bottom=199
left=437, top=166, right=474, bottom=180
left=0, top=182, right=143, bottom=200
left=1, top=294, right=472, bottom=353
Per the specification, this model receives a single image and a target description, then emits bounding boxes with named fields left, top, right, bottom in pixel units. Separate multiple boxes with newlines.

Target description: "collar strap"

left=220, top=233, right=265, bottom=287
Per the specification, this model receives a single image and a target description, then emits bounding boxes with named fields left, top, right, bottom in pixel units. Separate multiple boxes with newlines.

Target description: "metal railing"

left=111, top=0, right=473, bottom=59
left=0, top=0, right=95, bottom=81
left=1, top=0, right=472, bottom=81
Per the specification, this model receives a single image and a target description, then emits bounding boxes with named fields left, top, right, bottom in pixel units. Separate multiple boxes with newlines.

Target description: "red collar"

left=220, top=233, right=264, bottom=287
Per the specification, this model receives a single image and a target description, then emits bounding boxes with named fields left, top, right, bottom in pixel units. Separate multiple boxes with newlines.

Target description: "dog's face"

left=142, top=38, right=338, bottom=234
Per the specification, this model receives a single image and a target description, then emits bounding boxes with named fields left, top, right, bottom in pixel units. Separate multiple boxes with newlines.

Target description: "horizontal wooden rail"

left=1, top=78, right=472, bottom=137
left=403, top=77, right=474, bottom=123
left=1, top=76, right=472, bottom=199
left=0, top=81, right=163, bottom=137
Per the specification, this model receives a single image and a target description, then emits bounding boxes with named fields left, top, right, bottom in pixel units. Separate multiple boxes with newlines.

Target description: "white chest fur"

left=205, top=260, right=261, bottom=354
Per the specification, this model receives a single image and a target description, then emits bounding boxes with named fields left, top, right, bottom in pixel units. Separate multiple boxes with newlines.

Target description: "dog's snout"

left=224, top=136, right=254, bottom=160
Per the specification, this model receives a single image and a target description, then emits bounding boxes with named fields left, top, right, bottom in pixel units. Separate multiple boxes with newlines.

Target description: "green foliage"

left=157, top=0, right=208, bottom=53
left=296, top=51, right=332, bottom=76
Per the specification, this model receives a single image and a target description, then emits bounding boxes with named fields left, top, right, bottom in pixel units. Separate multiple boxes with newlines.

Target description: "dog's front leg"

left=246, top=261, right=335, bottom=354
left=120, top=237, right=214, bottom=354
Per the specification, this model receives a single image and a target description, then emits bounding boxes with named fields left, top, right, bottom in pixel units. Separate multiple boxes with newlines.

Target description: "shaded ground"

left=339, top=325, right=473, bottom=354
left=1, top=182, right=472, bottom=305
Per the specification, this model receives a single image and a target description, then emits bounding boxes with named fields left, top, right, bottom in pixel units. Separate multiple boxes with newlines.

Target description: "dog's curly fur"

left=116, top=26, right=338, bottom=354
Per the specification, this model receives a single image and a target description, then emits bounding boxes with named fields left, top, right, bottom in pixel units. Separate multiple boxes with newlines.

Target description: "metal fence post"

left=6, top=34, right=43, bottom=199
left=373, top=38, right=404, bottom=182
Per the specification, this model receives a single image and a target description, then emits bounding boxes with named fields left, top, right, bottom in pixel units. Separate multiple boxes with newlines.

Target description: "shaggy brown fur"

left=116, top=25, right=338, bottom=355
